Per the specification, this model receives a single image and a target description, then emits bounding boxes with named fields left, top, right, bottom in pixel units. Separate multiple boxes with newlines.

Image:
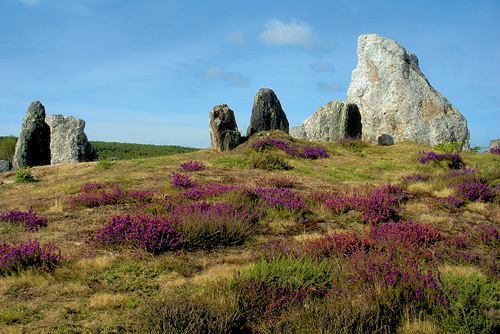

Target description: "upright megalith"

left=346, top=34, right=470, bottom=150
left=290, top=100, right=361, bottom=142
left=490, top=139, right=500, bottom=151
left=247, top=88, right=289, bottom=136
left=12, top=101, right=51, bottom=169
left=209, top=104, right=241, bottom=151
left=45, top=114, right=98, bottom=164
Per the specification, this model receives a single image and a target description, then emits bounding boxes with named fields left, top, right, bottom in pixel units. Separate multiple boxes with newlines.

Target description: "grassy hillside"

left=1, top=131, right=499, bottom=333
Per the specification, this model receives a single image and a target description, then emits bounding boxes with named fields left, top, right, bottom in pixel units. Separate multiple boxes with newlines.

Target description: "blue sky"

left=1, top=0, right=498, bottom=148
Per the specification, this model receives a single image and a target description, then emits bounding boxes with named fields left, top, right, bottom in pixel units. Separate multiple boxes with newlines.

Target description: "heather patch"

left=251, top=138, right=329, bottom=159
left=489, top=147, right=500, bottom=155
left=0, top=239, right=64, bottom=275
left=70, top=182, right=157, bottom=207
left=178, top=160, right=206, bottom=172
left=418, top=151, right=463, bottom=169
left=254, top=176, right=298, bottom=188
left=0, top=207, right=47, bottom=232
left=168, top=172, right=199, bottom=189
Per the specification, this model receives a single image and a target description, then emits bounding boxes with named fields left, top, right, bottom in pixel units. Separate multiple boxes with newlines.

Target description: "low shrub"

left=251, top=139, right=329, bottom=159
left=251, top=153, right=294, bottom=171
left=0, top=239, right=63, bottom=275
left=254, top=176, right=298, bottom=188
left=70, top=183, right=156, bottom=207
left=178, top=160, right=206, bottom=172
left=168, top=172, right=199, bottom=189
left=434, top=141, right=462, bottom=154
left=489, top=147, right=500, bottom=155
left=417, top=151, right=463, bottom=169
left=14, top=167, right=36, bottom=183
left=87, top=214, right=181, bottom=254
left=0, top=207, right=48, bottom=232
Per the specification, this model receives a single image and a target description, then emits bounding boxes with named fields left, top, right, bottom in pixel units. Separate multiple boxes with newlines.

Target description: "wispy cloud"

left=200, top=66, right=250, bottom=88
left=258, top=19, right=319, bottom=49
left=317, top=82, right=343, bottom=92
left=311, top=62, right=335, bottom=72
left=226, top=30, right=244, bottom=44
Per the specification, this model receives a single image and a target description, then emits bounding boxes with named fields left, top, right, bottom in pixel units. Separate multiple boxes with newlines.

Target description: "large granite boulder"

left=490, top=139, right=500, bottom=150
left=0, top=160, right=13, bottom=173
left=290, top=100, right=361, bottom=142
left=346, top=34, right=470, bottom=150
left=209, top=104, right=241, bottom=151
left=247, top=88, right=289, bottom=136
left=45, top=114, right=98, bottom=164
left=12, top=101, right=51, bottom=169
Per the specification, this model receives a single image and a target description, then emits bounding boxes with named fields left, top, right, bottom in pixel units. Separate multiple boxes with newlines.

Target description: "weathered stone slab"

left=247, top=88, right=289, bottom=136
left=346, top=34, right=470, bottom=150
left=209, top=104, right=241, bottom=151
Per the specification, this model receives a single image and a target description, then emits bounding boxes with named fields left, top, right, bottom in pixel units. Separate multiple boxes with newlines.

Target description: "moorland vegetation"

left=0, top=131, right=499, bottom=333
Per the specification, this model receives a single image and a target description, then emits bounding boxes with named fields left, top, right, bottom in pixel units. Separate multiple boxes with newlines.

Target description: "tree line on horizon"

left=0, top=136, right=200, bottom=161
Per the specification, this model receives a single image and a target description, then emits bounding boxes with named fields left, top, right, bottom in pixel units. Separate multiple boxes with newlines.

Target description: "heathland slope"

left=1, top=131, right=499, bottom=333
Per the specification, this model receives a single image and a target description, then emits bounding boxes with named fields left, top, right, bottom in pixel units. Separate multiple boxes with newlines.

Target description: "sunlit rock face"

left=209, top=104, right=241, bottom=151
left=346, top=34, right=470, bottom=150
left=290, top=100, right=361, bottom=142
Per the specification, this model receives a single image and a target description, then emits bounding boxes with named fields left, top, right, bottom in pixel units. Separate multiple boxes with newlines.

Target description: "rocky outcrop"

left=290, top=100, right=361, bottom=142
left=346, top=34, right=470, bottom=150
left=378, top=134, right=394, bottom=146
left=0, top=160, right=12, bottom=173
left=247, top=88, right=289, bottom=136
left=45, top=114, right=98, bottom=164
left=209, top=104, right=241, bottom=151
left=12, top=101, right=51, bottom=169
left=490, top=139, right=500, bottom=150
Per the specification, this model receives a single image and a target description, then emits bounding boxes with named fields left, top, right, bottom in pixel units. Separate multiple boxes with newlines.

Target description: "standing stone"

left=490, top=139, right=500, bottom=150
left=246, top=88, right=289, bottom=136
left=346, top=34, right=470, bottom=150
left=0, top=160, right=12, bottom=173
left=290, top=100, right=361, bottom=142
left=209, top=104, right=241, bottom=151
left=378, top=134, right=394, bottom=146
left=12, top=101, right=51, bottom=169
left=45, top=114, right=98, bottom=164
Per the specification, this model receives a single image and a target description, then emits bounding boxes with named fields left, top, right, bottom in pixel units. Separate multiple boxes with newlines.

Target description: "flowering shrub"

left=304, top=231, right=370, bottom=257
left=88, top=214, right=181, bottom=254
left=315, top=184, right=405, bottom=224
left=489, top=147, right=500, bottom=155
left=251, top=139, right=329, bottom=159
left=440, top=181, right=494, bottom=209
left=418, top=151, right=463, bottom=169
left=70, top=182, right=156, bottom=207
left=0, top=239, right=63, bottom=275
left=178, top=161, right=206, bottom=172
left=168, top=172, right=199, bottom=189
left=0, top=207, right=47, bottom=232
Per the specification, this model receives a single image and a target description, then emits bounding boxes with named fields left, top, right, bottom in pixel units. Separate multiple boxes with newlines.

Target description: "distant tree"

left=0, top=136, right=17, bottom=160
left=90, top=141, right=200, bottom=160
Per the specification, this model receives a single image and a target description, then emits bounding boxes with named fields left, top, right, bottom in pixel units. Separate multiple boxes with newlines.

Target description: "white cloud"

left=226, top=30, right=244, bottom=44
left=258, top=19, right=318, bottom=49
left=317, top=82, right=343, bottom=92
left=311, top=62, right=335, bottom=72
left=200, top=66, right=250, bottom=88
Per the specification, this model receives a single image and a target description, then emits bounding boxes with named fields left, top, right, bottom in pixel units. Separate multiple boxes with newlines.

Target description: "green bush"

left=434, top=141, right=462, bottom=154
left=236, top=256, right=333, bottom=291
left=437, top=273, right=500, bottom=334
left=251, top=153, right=294, bottom=171
left=14, top=167, right=36, bottom=183
left=95, top=159, right=114, bottom=169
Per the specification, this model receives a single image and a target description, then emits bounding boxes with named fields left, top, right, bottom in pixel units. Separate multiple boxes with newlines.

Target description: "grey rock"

left=346, top=34, right=470, bottom=150
left=45, top=114, right=98, bottom=164
left=489, top=139, right=500, bottom=150
left=12, top=101, right=51, bottom=169
left=0, top=160, right=13, bottom=173
left=290, top=100, right=361, bottom=142
left=378, top=134, right=394, bottom=146
left=209, top=104, right=241, bottom=151
left=247, top=88, right=289, bottom=136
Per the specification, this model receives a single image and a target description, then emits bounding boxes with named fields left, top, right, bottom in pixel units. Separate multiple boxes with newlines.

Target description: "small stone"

left=378, top=134, right=394, bottom=146
left=0, top=160, right=13, bottom=173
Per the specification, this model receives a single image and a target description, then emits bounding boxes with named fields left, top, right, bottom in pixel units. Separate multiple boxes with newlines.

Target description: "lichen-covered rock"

left=0, top=160, right=12, bottom=173
left=490, top=139, right=500, bottom=150
left=290, top=100, right=361, bottom=142
left=378, top=134, right=394, bottom=146
left=209, top=104, right=241, bottom=151
left=247, top=88, right=289, bottom=136
left=12, top=101, right=51, bottom=169
left=346, top=34, right=470, bottom=150
left=45, top=114, right=98, bottom=164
